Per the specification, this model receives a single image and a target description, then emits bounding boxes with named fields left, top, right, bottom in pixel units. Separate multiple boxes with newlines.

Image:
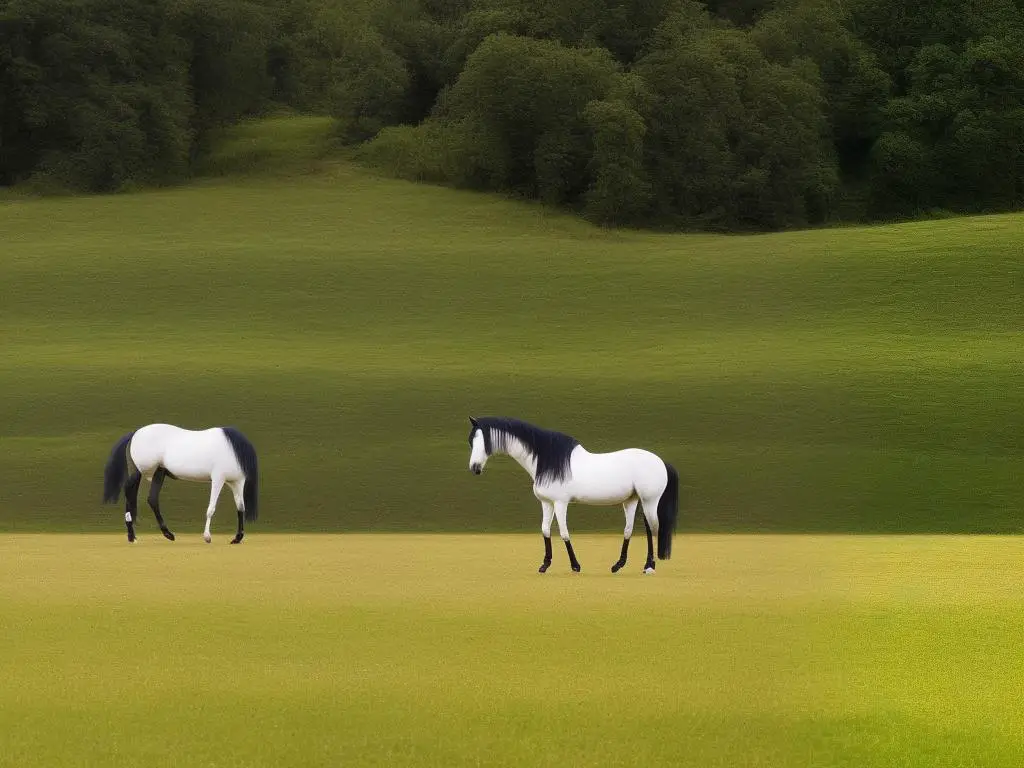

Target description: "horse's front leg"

left=612, top=498, right=638, bottom=573
left=203, top=476, right=225, bottom=543
left=553, top=501, right=581, bottom=572
left=538, top=500, right=554, bottom=573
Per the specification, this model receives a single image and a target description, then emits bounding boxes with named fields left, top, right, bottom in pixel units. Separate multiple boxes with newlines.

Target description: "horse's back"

left=134, top=423, right=196, bottom=443
left=559, top=446, right=666, bottom=504
left=130, top=424, right=239, bottom=481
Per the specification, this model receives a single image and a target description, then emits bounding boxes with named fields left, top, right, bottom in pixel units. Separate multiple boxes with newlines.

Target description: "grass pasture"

left=2, top=533, right=1024, bottom=767
left=0, top=147, right=1022, bottom=535
left=2, top=115, right=1024, bottom=765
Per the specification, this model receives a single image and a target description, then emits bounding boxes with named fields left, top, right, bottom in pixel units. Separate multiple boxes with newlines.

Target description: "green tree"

left=439, top=32, right=619, bottom=199
left=637, top=12, right=836, bottom=229
left=583, top=89, right=650, bottom=224
left=703, top=0, right=775, bottom=26
left=174, top=0, right=273, bottom=149
left=849, top=0, right=1021, bottom=92
left=373, top=0, right=465, bottom=124
left=328, top=27, right=410, bottom=141
left=752, top=0, right=891, bottom=175
left=0, top=0, right=193, bottom=191
left=442, top=0, right=690, bottom=73
left=870, top=33, right=1024, bottom=216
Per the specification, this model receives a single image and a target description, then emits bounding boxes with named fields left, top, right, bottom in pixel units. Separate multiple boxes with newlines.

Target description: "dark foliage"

left=3, top=0, right=1023, bottom=228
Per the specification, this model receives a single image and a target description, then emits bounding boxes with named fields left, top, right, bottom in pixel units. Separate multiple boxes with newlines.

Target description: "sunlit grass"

left=1, top=534, right=1023, bottom=767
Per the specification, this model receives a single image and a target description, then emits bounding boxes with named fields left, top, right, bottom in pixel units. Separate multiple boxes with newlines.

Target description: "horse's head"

left=467, top=416, right=489, bottom=475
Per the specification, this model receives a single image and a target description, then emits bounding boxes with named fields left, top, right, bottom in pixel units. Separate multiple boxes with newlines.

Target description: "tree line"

left=2, top=0, right=1023, bottom=230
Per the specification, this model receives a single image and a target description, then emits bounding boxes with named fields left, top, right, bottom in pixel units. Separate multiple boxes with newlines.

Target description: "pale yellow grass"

left=1, top=534, right=1023, bottom=767
left=1, top=532, right=1020, bottom=607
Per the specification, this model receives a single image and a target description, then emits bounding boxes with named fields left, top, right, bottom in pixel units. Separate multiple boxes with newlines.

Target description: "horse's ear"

left=469, top=416, right=479, bottom=427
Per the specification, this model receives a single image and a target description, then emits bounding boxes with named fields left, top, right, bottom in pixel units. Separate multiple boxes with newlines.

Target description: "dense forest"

left=2, top=0, right=1023, bottom=230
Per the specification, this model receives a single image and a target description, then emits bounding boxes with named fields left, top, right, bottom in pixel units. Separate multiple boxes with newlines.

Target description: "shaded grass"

left=0, top=152, right=1022, bottom=533
left=1, top=534, right=1023, bottom=767
left=194, top=114, right=340, bottom=177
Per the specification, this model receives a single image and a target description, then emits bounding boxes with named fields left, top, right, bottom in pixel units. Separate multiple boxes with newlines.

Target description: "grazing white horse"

left=467, top=416, right=679, bottom=574
left=103, top=423, right=259, bottom=544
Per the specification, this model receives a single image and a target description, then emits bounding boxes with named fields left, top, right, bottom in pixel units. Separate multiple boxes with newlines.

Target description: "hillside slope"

left=1, top=157, right=1021, bottom=533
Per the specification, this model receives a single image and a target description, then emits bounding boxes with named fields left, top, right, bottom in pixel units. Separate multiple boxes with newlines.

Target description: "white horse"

left=467, top=416, right=679, bottom=574
left=103, top=423, right=259, bottom=544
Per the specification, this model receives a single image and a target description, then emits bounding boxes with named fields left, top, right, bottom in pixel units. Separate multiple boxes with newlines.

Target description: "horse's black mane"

left=472, top=417, right=580, bottom=483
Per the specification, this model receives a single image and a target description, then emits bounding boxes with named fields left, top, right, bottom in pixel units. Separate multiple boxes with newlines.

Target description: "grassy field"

left=2, top=119, right=1023, bottom=767
left=0, top=118, right=1021, bottom=537
left=2, top=533, right=1024, bottom=767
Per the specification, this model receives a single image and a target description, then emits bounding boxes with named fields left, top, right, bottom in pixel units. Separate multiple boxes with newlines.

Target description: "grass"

left=194, top=114, right=340, bottom=177
left=0, top=117, right=1022, bottom=535
left=2, top=533, right=1024, bottom=767
left=2, top=120, right=1023, bottom=767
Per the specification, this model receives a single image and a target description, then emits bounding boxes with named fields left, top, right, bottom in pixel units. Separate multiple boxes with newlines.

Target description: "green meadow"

left=0, top=136, right=1021, bottom=536
left=2, top=534, right=1024, bottom=768
left=1, top=116, right=1023, bottom=766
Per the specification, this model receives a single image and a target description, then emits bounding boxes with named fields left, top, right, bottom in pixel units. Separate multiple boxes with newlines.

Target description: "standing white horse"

left=103, top=424, right=259, bottom=544
left=467, top=416, right=679, bottom=574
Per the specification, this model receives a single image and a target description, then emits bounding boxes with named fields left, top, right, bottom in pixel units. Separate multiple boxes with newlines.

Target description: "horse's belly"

left=161, top=463, right=214, bottom=482
left=162, top=432, right=239, bottom=481
left=161, top=449, right=229, bottom=481
left=574, top=492, right=632, bottom=505
left=567, top=475, right=635, bottom=506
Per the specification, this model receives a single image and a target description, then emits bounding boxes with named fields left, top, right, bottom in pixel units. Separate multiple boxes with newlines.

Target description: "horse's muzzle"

left=470, top=464, right=482, bottom=475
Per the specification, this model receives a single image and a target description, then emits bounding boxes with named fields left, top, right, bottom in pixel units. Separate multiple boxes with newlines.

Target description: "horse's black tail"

left=657, top=461, right=679, bottom=560
left=222, top=427, right=259, bottom=522
left=103, top=432, right=135, bottom=504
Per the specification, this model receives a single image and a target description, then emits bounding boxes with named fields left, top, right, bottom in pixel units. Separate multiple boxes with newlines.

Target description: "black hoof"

left=644, top=563, right=656, bottom=573
left=571, top=563, right=581, bottom=573
left=538, top=561, right=551, bottom=573
left=162, top=529, right=175, bottom=541
left=127, top=535, right=136, bottom=543
left=230, top=535, right=243, bottom=544
left=611, top=560, right=625, bottom=573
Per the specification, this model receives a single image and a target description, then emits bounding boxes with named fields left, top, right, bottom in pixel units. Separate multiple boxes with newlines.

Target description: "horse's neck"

left=498, top=437, right=539, bottom=481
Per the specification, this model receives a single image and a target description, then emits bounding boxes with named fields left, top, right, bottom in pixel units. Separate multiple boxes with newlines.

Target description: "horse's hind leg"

left=611, top=498, right=638, bottom=573
left=124, top=472, right=141, bottom=543
left=641, top=516, right=655, bottom=573
left=640, top=496, right=661, bottom=574
left=147, top=467, right=176, bottom=541
left=229, top=480, right=245, bottom=545
left=203, top=476, right=225, bottom=544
